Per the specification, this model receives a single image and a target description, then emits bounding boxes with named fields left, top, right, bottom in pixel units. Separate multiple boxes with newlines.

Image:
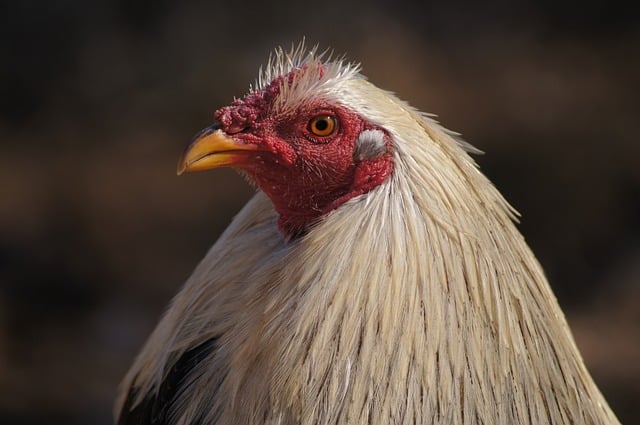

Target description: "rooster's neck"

left=252, top=151, right=394, bottom=239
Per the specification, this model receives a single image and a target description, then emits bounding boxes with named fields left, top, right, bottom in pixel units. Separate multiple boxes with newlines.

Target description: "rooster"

left=115, top=45, right=620, bottom=424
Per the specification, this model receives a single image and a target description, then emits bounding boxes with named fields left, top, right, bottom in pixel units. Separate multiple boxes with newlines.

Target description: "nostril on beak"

left=227, top=125, right=251, bottom=135
left=189, top=122, right=223, bottom=145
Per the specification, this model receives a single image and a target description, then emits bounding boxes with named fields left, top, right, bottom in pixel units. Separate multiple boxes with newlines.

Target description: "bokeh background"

left=1, top=1, right=639, bottom=424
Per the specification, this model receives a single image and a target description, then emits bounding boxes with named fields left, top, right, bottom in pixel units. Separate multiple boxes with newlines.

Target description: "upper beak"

left=177, top=123, right=261, bottom=175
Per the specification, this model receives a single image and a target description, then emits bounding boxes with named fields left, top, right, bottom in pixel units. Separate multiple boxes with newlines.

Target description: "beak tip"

left=176, top=156, right=187, bottom=175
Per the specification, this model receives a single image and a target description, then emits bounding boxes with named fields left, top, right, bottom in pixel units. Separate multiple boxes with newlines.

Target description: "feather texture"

left=116, top=45, right=619, bottom=424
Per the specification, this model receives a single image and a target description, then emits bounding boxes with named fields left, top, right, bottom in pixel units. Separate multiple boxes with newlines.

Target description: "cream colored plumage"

left=115, top=45, right=620, bottom=424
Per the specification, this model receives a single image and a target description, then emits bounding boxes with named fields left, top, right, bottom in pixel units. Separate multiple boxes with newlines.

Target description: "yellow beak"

left=177, top=124, right=260, bottom=175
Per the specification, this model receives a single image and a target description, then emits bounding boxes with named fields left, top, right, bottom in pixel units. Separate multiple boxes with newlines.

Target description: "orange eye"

left=308, top=115, right=337, bottom=137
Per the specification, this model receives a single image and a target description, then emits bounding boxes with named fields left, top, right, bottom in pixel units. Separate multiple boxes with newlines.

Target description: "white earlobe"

left=354, top=129, right=387, bottom=161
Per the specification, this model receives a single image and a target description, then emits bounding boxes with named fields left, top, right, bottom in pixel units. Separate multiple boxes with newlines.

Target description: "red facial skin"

left=214, top=81, right=394, bottom=239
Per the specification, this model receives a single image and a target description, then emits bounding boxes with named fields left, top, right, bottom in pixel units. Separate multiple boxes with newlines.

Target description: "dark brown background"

left=1, top=1, right=638, bottom=424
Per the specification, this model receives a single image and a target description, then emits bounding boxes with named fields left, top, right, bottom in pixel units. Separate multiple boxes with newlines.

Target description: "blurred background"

left=1, top=0, right=639, bottom=423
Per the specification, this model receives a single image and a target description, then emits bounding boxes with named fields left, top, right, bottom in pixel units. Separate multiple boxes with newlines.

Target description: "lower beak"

left=177, top=124, right=260, bottom=175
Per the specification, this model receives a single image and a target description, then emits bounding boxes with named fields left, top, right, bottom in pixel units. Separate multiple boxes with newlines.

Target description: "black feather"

left=117, top=338, right=218, bottom=425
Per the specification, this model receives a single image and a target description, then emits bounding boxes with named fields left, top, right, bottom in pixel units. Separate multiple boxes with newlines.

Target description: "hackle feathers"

left=116, top=45, right=619, bottom=424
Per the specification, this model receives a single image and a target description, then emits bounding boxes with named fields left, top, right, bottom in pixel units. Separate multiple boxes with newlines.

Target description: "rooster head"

left=177, top=47, right=394, bottom=238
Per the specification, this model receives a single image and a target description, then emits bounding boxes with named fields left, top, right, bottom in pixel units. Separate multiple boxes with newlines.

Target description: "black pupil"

left=315, top=118, right=329, bottom=131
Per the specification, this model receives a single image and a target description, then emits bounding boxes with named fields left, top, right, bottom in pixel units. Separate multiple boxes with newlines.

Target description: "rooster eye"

left=308, top=115, right=337, bottom=137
